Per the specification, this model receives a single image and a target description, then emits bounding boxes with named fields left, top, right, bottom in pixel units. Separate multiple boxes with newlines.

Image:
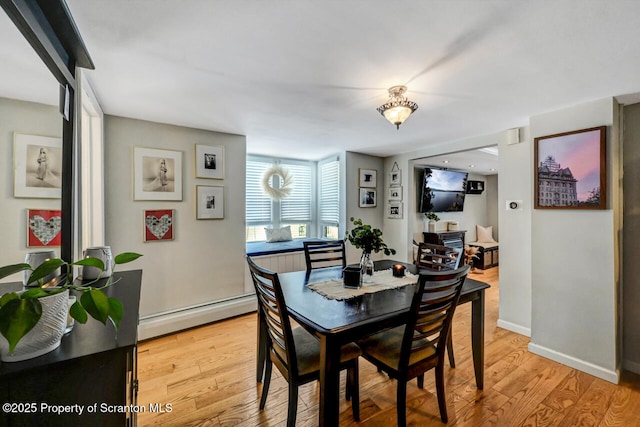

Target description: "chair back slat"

left=247, top=256, right=299, bottom=376
left=304, top=240, right=346, bottom=273
left=416, top=242, right=462, bottom=271
left=399, top=265, right=470, bottom=368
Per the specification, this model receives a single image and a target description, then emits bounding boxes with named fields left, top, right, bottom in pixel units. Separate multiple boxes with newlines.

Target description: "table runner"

left=307, top=268, right=418, bottom=300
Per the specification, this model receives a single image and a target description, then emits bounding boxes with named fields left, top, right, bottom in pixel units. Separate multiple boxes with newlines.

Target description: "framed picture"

left=195, top=144, right=224, bottom=179
left=359, top=188, right=377, bottom=208
left=359, top=168, right=377, bottom=188
left=144, top=209, right=175, bottom=242
left=196, top=185, right=224, bottom=219
left=388, top=186, right=402, bottom=201
left=134, top=147, right=183, bottom=201
left=389, top=169, right=402, bottom=186
left=534, top=126, right=606, bottom=209
left=14, top=133, right=62, bottom=198
left=388, top=202, right=403, bottom=219
left=27, top=209, right=62, bottom=247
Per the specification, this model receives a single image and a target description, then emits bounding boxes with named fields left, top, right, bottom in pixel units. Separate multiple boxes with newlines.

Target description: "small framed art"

left=144, top=209, right=175, bottom=242
left=195, top=144, right=224, bottom=179
left=388, top=186, right=402, bottom=201
left=359, top=168, right=377, bottom=188
left=14, top=133, right=62, bottom=199
left=359, top=188, right=377, bottom=208
left=134, top=147, right=183, bottom=201
left=196, top=185, right=224, bottom=219
left=534, top=126, right=606, bottom=209
left=389, top=169, right=402, bottom=186
left=388, top=202, right=403, bottom=219
left=27, top=209, right=62, bottom=247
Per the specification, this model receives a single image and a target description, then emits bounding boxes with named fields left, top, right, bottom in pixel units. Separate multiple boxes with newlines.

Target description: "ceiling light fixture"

left=377, top=85, right=418, bottom=129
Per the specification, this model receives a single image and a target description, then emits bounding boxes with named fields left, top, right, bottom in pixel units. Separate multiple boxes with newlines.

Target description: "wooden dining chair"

left=246, top=256, right=361, bottom=426
left=357, top=265, right=470, bottom=426
left=303, top=240, right=347, bottom=274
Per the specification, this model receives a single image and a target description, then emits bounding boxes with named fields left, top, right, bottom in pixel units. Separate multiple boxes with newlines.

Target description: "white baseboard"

left=497, top=319, right=531, bottom=337
left=138, top=294, right=257, bottom=341
left=623, top=359, right=640, bottom=375
left=528, top=342, right=620, bottom=384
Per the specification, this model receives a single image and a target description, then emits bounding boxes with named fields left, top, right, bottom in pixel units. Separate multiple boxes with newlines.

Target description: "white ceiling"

left=3, top=1, right=640, bottom=163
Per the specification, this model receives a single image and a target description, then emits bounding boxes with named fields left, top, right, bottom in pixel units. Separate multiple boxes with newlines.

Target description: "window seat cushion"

left=468, top=241, right=499, bottom=250
left=246, top=238, right=329, bottom=257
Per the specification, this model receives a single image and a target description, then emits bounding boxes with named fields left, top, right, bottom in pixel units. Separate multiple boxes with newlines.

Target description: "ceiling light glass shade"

left=377, top=85, right=418, bottom=129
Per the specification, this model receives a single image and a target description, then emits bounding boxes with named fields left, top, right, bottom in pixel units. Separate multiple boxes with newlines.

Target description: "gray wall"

left=104, top=115, right=247, bottom=322
left=0, top=97, right=61, bottom=279
left=623, top=102, right=640, bottom=373
left=528, top=98, right=620, bottom=382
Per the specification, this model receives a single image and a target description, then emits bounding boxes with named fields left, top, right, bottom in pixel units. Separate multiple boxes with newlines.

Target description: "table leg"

left=471, top=289, right=485, bottom=389
left=318, top=335, right=341, bottom=426
left=256, top=308, right=267, bottom=382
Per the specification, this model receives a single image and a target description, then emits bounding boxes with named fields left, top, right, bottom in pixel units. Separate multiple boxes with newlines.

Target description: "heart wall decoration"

left=144, top=209, right=175, bottom=242
left=27, top=209, right=62, bottom=247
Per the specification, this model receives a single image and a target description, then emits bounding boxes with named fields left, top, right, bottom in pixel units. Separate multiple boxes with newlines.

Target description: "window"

left=319, top=159, right=340, bottom=239
left=246, top=157, right=313, bottom=242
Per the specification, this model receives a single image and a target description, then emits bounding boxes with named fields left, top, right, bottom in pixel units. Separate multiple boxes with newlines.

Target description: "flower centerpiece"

left=0, top=252, right=142, bottom=359
left=345, top=217, right=396, bottom=281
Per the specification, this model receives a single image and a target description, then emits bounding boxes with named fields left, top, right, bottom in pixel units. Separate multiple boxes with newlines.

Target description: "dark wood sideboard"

left=423, top=230, right=466, bottom=247
left=0, top=270, right=142, bottom=427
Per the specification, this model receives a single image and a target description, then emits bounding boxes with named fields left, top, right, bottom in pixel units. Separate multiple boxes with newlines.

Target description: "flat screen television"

left=418, top=167, right=469, bottom=213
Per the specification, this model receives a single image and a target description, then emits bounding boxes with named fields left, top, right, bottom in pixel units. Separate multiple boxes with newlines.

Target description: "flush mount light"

left=376, top=85, right=418, bottom=129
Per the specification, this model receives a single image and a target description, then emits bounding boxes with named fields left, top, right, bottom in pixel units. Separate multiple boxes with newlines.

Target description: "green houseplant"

left=0, top=252, right=142, bottom=356
left=345, top=218, right=396, bottom=281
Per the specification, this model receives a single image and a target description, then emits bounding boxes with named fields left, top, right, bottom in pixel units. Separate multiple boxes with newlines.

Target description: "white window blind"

left=246, top=160, right=271, bottom=224
left=281, top=163, right=312, bottom=222
left=319, top=160, right=340, bottom=225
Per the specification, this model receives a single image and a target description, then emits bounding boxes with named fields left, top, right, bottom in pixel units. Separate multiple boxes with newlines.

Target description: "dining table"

left=258, top=259, right=490, bottom=427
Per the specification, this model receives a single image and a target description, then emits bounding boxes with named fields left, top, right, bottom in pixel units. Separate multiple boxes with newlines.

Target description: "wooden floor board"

left=136, top=267, right=640, bottom=426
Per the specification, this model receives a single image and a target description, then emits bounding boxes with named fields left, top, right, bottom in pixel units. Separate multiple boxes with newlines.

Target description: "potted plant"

left=345, top=217, right=396, bottom=281
left=0, top=251, right=142, bottom=361
left=425, top=212, right=440, bottom=232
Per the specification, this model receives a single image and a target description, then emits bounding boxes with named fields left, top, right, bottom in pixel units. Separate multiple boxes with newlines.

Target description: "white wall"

left=104, top=115, right=250, bottom=339
left=528, top=98, right=620, bottom=383
left=0, top=97, right=61, bottom=280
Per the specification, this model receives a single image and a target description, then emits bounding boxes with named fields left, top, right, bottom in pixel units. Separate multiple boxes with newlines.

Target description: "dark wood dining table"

left=270, top=259, right=490, bottom=426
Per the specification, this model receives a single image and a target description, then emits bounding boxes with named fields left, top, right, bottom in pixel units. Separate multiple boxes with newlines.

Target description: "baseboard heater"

left=138, top=294, right=257, bottom=340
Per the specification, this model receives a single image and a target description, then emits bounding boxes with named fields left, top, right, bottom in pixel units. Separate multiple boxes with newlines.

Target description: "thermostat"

left=506, top=200, right=523, bottom=210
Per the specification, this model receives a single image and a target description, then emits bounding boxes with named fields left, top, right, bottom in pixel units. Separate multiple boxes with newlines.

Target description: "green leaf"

left=28, top=258, right=65, bottom=285
left=80, top=289, right=110, bottom=324
left=0, top=292, right=19, bottom=308
left=0, top=263, right=32, bottom=281
left=114, top=252, right=143, bottom=265
left=107, top=297, right=123, bottom=332
left=20, top=288, right=53, bottom=299
left=69, top=300, right=88, bottom=324
left=72, top=257, right=105, bottom=270
left=0, top=298, right=42, bottom=353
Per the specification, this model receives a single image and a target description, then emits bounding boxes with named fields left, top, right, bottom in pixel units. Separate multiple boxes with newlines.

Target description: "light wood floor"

left=136, top=268, right=640, bottom=426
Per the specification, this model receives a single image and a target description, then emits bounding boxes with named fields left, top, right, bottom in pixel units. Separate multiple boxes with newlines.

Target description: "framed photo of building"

left=134, top=147, right=183, bottom=201
left=359, top=168, right=377, bottom=188
left=14, top=133, right=62, bottom=199
left=359, top=188, right=377, bottom=208
left=27, top=209, right=62, bottom=247
left=534, top=126, right=606, bottom=209
left=144, top=209, right=175, bottom=242
left=196, top=185, right=224, bottom=219
left=195, top=144, right=224, bottom=179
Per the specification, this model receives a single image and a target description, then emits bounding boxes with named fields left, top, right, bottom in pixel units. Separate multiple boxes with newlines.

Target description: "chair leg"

left=259, top=358, right=272, bottom=409
left=348, top=360, right=360, bottom=421
left=287, top=383, right=299, bottom=427
left=257, top=311, right=267, bottom=382
left=435, top=363, right=448, bottom=423
left=397, top=380, right=407, bottom=427
left=447, top=330, right=456, bottom=368
left=417, top=373, right=424, bottom=389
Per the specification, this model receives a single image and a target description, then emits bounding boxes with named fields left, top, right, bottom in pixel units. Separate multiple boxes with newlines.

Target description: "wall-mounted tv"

left=418, top=167, right=469, bottom=213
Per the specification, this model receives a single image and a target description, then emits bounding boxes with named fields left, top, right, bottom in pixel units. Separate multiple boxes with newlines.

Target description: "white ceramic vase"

left=82, top=246, right=113, bottom=280
left=23, top=250, right=58, bottom=287
left=0, top=289, right=69, bottom=362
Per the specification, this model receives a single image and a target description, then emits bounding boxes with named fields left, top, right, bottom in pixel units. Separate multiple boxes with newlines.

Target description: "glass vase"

left=360, top=252, right=374, bottom=283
